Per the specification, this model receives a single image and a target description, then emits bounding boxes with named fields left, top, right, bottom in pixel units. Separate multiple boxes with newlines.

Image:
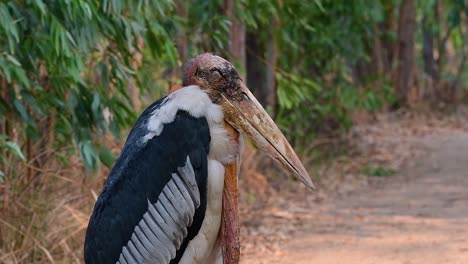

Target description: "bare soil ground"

left=240, top=111, right=468, bottom=264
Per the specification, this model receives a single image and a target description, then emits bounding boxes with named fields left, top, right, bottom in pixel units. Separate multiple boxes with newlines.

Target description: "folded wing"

left=84, top=101, right=211, bottom=264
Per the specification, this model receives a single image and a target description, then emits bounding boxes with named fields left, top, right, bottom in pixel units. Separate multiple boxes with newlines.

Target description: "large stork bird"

left=84, top=53, right=313, bottom=264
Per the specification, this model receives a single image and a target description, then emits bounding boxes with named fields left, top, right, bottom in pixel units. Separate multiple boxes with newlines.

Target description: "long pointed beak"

left=220, top=81, right=315, bottom=190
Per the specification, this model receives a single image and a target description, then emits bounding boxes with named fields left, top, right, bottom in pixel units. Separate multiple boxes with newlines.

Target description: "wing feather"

left=177, top=157, right=201, bottom=207
left=84, top=107, right=210, bottom=264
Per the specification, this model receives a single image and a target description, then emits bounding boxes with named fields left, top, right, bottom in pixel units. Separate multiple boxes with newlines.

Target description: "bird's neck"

left=221, top=122, right=241, bottom=264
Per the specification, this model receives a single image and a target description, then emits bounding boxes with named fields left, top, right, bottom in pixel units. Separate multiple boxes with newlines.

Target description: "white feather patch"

left=179, top=159, right=225, bottom=264
left=143, top=85, right=237, bottom=164
left=144, top=86, right=218, bottom=141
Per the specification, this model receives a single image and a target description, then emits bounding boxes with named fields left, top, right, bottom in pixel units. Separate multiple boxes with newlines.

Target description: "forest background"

left=0, top=0, right=467, bottom=262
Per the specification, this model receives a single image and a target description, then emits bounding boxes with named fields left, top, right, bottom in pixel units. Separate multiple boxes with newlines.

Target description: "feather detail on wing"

left=84, top=107, right=210, bottom=264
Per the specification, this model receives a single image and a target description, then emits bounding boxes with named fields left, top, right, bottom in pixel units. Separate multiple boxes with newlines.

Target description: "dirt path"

left=245, top=132, right=468, bottom=264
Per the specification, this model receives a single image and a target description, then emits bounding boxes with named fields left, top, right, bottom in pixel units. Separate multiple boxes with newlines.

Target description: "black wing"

left=84, top=99, right=210, bottom=264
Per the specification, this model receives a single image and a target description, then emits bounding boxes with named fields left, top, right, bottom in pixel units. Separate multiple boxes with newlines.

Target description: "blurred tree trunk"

left=224, top=0, right=246, bottom=80
left=265, top=19, right=278, bottom=114
left=434, top=0, right=458, bottom=103
left=172, top=0, right=189, bottom=89
left=175, top=0, right=189, bottom=64
left=435, top=0, right=447, bottom=81
left=396, top=0, right=418, bottom=106
left=422, top=14, right=438, bottom=101
left=246, top=25, right=278, bottom=113
left=246, top=32, right=266, bottom=98
left=383, top=1, right=398, bottom=73
left=352, top=31, right=384, bottom=84
left=371, top=34, right=385, bottom=77
left=225, top=2, right=277, bottom=114
left=422, top=17, right=437, bottom=80
left=449, top=14, right=467, bottom=103
left=352, top=2, right=396, bottom=87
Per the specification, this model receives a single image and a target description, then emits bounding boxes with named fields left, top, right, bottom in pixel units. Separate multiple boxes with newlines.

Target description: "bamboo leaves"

left=0, top=0, right=176, bottom=172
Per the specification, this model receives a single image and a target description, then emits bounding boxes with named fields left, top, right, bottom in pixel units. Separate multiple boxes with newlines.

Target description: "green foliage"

left=0, top=0, right=465, bottom=174
left=0, top=134, right=26, bottom=182
left=238, top=0, right=395, bottom=145
left=187, top=0, right=231, bottom=53
left=0, top=0, right=177, bottom=171
left=276, top=72, right=321, bottom=110
left=418, top=0, right=468, bottom=84
left=0, top=1, right=467, bottom=262
left=362, top=166, right=397, bottom=177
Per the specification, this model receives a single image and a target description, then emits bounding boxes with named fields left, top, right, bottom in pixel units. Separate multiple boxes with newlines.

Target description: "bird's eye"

left=210, top=69, right=222, bottom=80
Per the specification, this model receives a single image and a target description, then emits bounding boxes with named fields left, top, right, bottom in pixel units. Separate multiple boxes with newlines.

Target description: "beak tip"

left=302, top=178, right=316, bottom=191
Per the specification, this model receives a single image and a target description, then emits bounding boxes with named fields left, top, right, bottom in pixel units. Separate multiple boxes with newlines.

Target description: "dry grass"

left=0, top=140, right=118, bottom=264
left=1, top=156, right=97, bottom=263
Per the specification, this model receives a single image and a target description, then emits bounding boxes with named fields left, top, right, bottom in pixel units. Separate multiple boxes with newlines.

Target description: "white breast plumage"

left=145, top=86, right=237, bottom=263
